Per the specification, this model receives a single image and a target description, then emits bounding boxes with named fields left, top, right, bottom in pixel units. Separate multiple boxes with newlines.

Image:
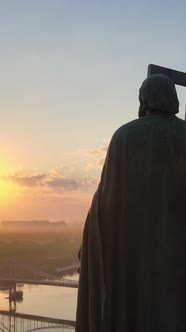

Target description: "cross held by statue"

left=148, top=64, right=186, bottom=87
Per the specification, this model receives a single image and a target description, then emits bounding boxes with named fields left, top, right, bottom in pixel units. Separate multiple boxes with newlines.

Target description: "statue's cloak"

left=76, top=113, right=186, bottom=332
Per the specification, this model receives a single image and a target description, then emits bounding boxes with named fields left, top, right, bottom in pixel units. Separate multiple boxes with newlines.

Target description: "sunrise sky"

left=0, top=1, right=186, bottom=222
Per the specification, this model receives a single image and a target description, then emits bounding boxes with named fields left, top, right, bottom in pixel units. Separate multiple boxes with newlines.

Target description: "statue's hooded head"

left=139, top=74, right=179, bottom=118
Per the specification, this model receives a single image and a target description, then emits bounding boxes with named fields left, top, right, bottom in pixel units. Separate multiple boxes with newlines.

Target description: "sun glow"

left=0, top=159, right=22, bottom=208
left=0, top=179, right=19, bottom=207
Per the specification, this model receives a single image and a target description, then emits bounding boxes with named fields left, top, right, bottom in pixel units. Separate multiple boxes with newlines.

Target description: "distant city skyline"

left=0, top=1, right=186, bottom=221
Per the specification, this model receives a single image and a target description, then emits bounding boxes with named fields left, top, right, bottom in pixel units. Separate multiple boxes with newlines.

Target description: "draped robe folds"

left=76, top=113, right=186, bottom=332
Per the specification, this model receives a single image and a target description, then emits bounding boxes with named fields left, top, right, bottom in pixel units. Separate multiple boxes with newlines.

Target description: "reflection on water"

left=0, top=273, right=79, bottom=331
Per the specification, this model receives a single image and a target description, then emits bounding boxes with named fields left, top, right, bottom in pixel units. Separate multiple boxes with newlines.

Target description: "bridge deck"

left=0, top=310, right=76, bottom=327
left=0, top=278, right=78, bottom=288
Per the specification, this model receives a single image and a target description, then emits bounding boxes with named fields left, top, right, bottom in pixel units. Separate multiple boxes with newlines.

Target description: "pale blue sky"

left=0, top=1, right=186, bottom=220
left=0, top=1, right=186, bottom=165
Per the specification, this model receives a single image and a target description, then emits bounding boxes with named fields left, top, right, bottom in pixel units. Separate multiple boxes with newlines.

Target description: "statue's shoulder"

left=112, top=118, right=146, bottom=142
left=113, top=116, right=186, bottom=141
left=174, top=116, right=186, bottom=129
left=172, top=116, right=186, bottom=140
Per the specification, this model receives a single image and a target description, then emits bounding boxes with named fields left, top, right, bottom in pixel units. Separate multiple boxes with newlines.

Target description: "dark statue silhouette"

left=76, top=68, right=186, bottom=332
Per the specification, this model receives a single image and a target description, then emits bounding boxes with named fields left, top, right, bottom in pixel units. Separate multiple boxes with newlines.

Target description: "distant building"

left=52, top=221, right=67, bottom=227
left=0, top=220, right=67, bottom=231
left=1, top=220, right=50, bottom=227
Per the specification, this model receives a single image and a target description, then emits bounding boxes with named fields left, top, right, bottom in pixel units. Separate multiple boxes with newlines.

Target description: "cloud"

left=7, top=174, right=46, bottom=187
left=79, top=145, right=108, bottom=171
left=80, top=146, right=107, bottom=157
left=46, top=177, right=79, bottom=191
left=3, top=143, right=108, bottom=195
left=81, top=177, right=98, bottom=186
left=5, top=168, right=98, bottom=194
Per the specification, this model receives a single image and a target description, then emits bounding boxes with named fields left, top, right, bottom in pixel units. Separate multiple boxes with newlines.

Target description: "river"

left=0, top=273, right=78, bottom=332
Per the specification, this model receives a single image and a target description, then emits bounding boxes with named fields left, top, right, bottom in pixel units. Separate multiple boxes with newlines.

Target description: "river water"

left=0, top=273, right=78, bottom=332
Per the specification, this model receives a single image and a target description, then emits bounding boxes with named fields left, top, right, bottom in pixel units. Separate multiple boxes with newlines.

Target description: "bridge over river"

left=0, top=310, right=75, bottom=332
left=0, top=261, right=79, bottom=288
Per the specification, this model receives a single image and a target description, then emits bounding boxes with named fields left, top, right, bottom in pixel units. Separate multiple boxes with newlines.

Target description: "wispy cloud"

left=46, top=177, right=78, bottom=191
left=80, top=146, right=107, bottom=157
left=4, top=168, right=98, bottom=194
left=2, top=143, right=108, bottom=198
left=8, top=174, right=46, bottom=187
left=79, top=145, right=108, bottom=171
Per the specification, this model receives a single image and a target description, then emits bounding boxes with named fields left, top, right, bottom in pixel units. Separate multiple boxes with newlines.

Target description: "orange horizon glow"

left=0, top=154, right=99, bottom=221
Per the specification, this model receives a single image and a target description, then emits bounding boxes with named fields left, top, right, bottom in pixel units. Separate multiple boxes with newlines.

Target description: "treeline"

left=0, top=230, right=82, bottom=275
